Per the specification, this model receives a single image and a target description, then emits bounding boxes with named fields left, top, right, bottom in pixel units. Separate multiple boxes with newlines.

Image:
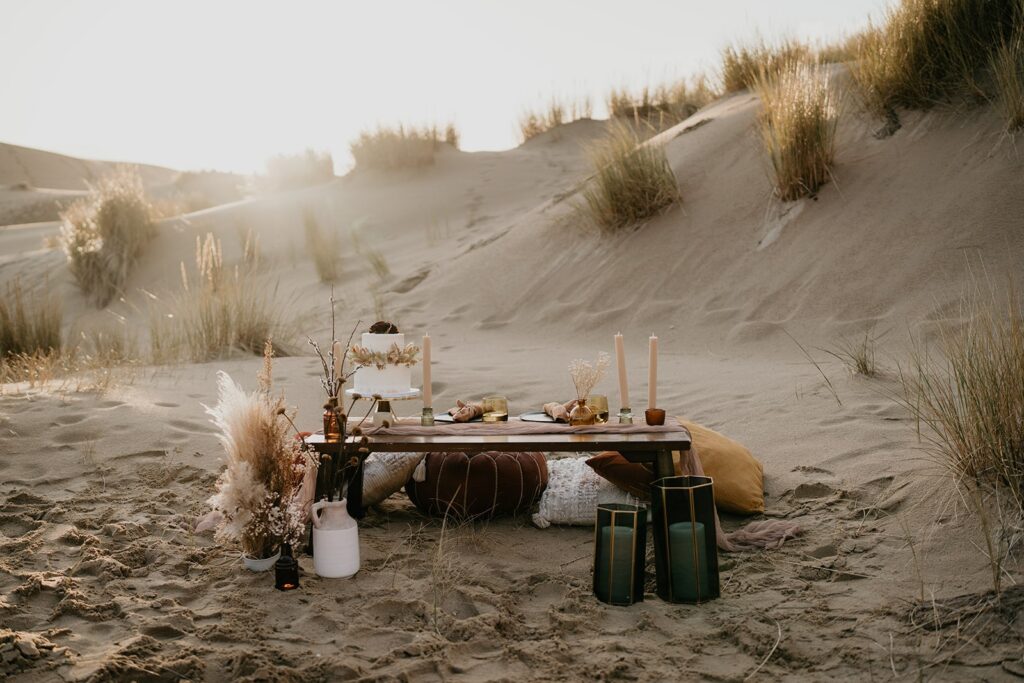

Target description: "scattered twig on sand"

left=745, top=618, right=782, bottom=680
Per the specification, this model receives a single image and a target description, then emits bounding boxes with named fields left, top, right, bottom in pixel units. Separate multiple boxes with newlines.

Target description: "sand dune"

left=2, top=84, right=1024, bottom=680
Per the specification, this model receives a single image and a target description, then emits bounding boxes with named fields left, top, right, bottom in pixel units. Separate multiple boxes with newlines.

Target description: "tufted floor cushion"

left=405, top=451, right=548, bottom=519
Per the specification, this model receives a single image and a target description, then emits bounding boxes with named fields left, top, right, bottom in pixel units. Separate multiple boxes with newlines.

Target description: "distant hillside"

left=0, top=141, right=176, bottom=190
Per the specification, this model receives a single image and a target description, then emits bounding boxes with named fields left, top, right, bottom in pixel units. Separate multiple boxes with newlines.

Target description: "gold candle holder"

left=618, top=407, right=633, bottom=424
left=421, top=407, right=435, bottom=426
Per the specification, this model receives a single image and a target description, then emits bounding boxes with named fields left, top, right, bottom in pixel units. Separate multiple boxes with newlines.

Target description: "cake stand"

left=345, top=388, right=421, bottom=427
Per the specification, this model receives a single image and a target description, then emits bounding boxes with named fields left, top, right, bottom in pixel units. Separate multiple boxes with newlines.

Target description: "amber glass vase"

left=323, top=397, right=342, bottom=442
left=569, top=398, right=597, bottom=426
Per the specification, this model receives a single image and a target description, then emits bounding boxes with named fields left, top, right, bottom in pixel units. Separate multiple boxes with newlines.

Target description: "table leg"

left=655, top=449, right=674, bottom=481
left=347, top=449, right=367, bottom=520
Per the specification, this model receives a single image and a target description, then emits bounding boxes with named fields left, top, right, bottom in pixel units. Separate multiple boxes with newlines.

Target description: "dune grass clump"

left=721, top=38, right=813, bottom=93
left=755, top=62, right=839, bottom=201
left=899, top=289, right=1024, bottom=517
left=59, top=167, right=156, bottom=307
left=518, top=97, right=593, bottom=142
left=606, top=77, right=717, bottom=129
left=851, top=0, right=1023, bottom=118
left=150, top=233, right=290, bottom=362
left=0, top=279, right=62, bottom=359
left=991, top=31, right=1024, bottom=131
left=350, top=123, right=459, bottom=171
left=261, top=150, right=335, bottom=191
left=577, top=121, right=680, bottom=233
left=304, top=210, right=342, bottom=282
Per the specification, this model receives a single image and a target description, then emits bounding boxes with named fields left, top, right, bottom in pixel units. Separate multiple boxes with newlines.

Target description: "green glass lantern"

left=651, top=476, right=720, bottom=603
left=592, top=503, right=646, bottom=606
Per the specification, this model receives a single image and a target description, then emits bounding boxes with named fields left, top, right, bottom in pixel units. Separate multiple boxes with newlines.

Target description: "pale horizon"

left=0, top=0, right=887, bottom=174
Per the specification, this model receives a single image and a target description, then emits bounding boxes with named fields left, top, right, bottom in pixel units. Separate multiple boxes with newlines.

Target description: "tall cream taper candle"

left=614, top=332, right=629, bottom=410
left=331, top=340, right=343, bottom=390
left=421, top=333, right=432, bottom=408
left=648, top=333, right=658, bottom=409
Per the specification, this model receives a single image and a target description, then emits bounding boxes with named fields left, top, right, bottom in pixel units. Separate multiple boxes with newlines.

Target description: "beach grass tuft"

left=260, top=149, right=335, bottom=191
left=59, top=167, right=156, bottom=307
left=606, top=77, right=717, bottom=130
left=755, top=62, right=839, bottom=201
left=721, top=38, right=814, bottom=93
left=518, top=97, right=593, bottom=142
left=0, top=279, right=62, bottom=359
left=898, top=287, right=1024, bottom=518
left=851, top=0, right=1023, bottom=118
left=150, top=233, right=290, bottom=362
left=304, top=210, right=343, bottom=282
left=350, top=123, right=459, bottom=171
left=577, top=120, right=680, bottom=233
left=991, top=29, right=1024, bottom=131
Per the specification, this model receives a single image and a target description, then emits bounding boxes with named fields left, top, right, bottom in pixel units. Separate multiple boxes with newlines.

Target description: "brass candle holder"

left=421, top=407, right=435, bottom=426
left=618, top=407, right=633, bottom=424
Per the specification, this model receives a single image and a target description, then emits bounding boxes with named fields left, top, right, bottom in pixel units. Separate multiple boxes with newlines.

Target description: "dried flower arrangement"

left=569, top=352, right=610, bottom=402
left=308, top=288, right=360, bottom=399
left=196, top=340, right=316, bottom=559
left=348, top=342, right=420, bottom=370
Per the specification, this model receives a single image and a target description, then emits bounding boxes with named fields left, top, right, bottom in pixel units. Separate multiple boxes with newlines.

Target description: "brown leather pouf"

left=405, top=451, right=548, bottom=519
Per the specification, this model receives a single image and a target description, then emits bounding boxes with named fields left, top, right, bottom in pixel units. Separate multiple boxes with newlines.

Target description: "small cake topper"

left=369, top=321, right=399, bottom=334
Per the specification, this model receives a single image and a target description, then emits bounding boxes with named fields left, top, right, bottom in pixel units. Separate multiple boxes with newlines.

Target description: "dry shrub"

left=304, top=210, right=342, bottom=282
left=150, top=233, right=290, bottom=362
left=518, top=97, right=593, bottom=142
left=59, top=167, right=156, bottom=307
left=0, top=279, right=61, bottom=358
left=577, top=120, right=680, bottom=233
left=899, top=288, right=1024, bottom=517
left=259, top=150, right=335, bottom=191
left=991, top=29, right=1024, bottom=131
left=721, top=38, right=814, bottom=92
left=606, top=77, right=717, bottom=129
left=755, top=62, right=839, bottom=201
left=851, top=0, right=1022, bottom=117
left=350, top=123, right=458, bottom=171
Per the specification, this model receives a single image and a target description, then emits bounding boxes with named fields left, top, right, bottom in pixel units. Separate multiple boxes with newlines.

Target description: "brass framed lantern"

left=651, top=476, right=720, bottom=603
left=593, top=503, right=646, bottom=606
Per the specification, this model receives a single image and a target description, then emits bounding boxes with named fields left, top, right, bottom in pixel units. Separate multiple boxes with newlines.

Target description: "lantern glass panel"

left=592, top=503, right=646, bottom=606
left=651, top=476, right=719, bottom=603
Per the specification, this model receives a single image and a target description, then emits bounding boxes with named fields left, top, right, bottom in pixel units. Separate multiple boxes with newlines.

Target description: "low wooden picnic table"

left=307, top=423, right=692, bottom=520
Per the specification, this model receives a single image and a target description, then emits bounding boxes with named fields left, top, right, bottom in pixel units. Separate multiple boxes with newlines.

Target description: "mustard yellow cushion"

left=675, top=419, right=764, bottom=515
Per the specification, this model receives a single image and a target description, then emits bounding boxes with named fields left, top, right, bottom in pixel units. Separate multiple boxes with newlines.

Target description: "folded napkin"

left=543, top=399, right=578, bottom=423
left=448, top=400, right=484, bottom=422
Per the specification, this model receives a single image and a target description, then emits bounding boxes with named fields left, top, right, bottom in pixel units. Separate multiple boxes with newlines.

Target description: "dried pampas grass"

left=199, top=342, right=314, bottom=557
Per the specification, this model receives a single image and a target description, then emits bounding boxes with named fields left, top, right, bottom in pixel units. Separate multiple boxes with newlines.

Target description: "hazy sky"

left=0, top=0, right=888, bottom=174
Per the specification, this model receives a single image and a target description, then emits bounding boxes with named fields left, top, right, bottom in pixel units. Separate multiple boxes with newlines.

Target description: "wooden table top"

left=307, top=431, right=691, bottom=453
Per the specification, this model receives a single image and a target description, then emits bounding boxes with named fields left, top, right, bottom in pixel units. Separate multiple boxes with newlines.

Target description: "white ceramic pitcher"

left=311, top=499, right=360, bottom=578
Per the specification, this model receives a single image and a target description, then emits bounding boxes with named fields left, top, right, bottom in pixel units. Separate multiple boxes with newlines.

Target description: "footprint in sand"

left=167, top=419, right=214, bottom=434
left=51, top=413, right=88, bottom=426
left=153, top=401, right=179, bottom=408
left=793, top=482, right=837, bottom=499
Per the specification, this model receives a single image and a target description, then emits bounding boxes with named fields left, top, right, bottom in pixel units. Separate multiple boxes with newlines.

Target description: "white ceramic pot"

left=242, top=548, right=281, bottom=572
left=312, top=499, right=360, bottom=578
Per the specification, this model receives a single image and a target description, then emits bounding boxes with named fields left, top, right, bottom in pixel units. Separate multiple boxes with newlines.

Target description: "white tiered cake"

left=352, top=333, right=417, bottom=397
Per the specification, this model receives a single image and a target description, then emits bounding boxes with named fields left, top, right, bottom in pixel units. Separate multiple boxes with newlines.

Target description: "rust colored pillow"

left=584, top=451, right=654, bottom=498
left=405, top=451, right=548, bottom=519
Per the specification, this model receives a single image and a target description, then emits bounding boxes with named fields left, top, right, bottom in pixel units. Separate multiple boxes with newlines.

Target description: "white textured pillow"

left=532, top=455, right=639, bottom=528
left=362, top=452, right=424, bottom=506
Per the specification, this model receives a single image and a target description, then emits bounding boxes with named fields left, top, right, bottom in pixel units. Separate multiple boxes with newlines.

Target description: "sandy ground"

left=2, top=89, right=1024, bottom=681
